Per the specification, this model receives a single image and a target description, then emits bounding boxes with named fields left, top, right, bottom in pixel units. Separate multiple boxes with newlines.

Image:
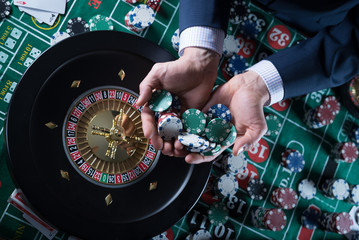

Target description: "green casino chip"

left=182, top=108, right=206, bottom=134
left=89, top=15, right=114, bottom=31
left=265, top=114, right=281, bottom=137
left=208, top=202, right=229, bottom=226
left=205, top=118, right=231, bottom=143
left=221, top=124, right=237, bottom=146
left=148, top=89, right=173, bottom=112
left=201, top=144, right=221, bottom=156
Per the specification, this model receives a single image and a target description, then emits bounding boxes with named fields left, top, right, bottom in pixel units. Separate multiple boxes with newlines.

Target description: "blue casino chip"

left=226, top=55, right=249, bottom=76
left=301, top=208, right=320, bottom=230
left=286, top=151, right=305, bottom=173
left=208, top=104, right=231, bottom=122
left=239, top=19, right=260, bottom=39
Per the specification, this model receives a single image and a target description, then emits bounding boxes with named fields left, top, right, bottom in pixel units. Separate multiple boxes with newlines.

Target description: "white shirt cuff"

left=248, top=60, right=284, bottom=106
left=179, top=26, right=225, bottom=56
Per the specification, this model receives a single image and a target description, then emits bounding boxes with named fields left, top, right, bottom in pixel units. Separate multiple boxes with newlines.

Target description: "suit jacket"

left=179, top=0, right=359, bottom=99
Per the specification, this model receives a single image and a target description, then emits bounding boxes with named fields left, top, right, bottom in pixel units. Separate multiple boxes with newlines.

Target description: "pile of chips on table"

left=148, top=89, right=238, bottom=156
left=303, top=95, right=341, bottom=129
left=124, top=4, right=155, bottom=33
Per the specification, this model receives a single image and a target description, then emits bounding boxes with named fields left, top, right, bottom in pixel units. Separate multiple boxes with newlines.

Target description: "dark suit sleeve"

left=266, top=4, right=359, bottom=99
left=179, top=0, right=230, bottom=33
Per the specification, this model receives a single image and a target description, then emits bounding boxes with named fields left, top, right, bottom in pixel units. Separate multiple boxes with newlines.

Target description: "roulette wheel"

left=5, top=31, right=212, bottom=239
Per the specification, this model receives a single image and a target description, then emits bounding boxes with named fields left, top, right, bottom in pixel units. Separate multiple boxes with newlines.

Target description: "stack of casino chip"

left=208, top=202, right=229, bottom=226
left=331, top=142, right=359, bottom=163
left=247, top=179, right=267, bottom=200
left=281, top=149, right=305, bottom=173
left=215, top=173, right=239, bottom=198
left=298, top=179, right=317, bottom=200
left=229, top=0, right=250, bottom=24
left=348, top=184, right=359, bottom=205
left=301, top=207, right=321, bottom=229
left=124, top=4, right=155, bottom=33
left=321, top=179, right=350, bottom=200
left=304, top=95, right=340, bottom=129
left=270, top=187, right=298, bottom=210
left=158, top=113, right=183, bottom=141
left=221, top=153, right=247, bottom=175
left=251, top=207, right=287, bottom=231
left=222, top=35, right=240, bottom=57
left=319, top=212, right=353, bottom=235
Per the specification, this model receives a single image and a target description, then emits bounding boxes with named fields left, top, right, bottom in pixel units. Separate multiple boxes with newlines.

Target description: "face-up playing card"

left=18, top=6, right=58, bottom=26
left=14, top=0, right=66, bottom=14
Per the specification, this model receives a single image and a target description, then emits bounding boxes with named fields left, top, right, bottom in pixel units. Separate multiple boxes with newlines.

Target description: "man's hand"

left=184, top=70, right=270, bottom=164
left=136, top=47, right=220, bottom=155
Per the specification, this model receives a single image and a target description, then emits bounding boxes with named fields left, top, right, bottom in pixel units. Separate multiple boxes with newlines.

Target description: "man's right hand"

left=136, top=47, right=220, bottom=156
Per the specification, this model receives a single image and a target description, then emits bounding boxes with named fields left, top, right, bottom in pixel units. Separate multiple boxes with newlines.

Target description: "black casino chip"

left=0, top=0, right=11, bottom=19
left=5, top=31, right=212, bottom=240
left=336, top=75, right=359, bottom=119
left=66, top=17, right=90, bottom=36
left=229, top=0, right=250, bottom=24
left=246, top=179, right=267, bottom=200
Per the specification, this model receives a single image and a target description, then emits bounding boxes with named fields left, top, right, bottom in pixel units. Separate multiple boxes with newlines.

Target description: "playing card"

left=19, top=6, right=58, bottom=25
left=14, top=0, right=66, bottom=14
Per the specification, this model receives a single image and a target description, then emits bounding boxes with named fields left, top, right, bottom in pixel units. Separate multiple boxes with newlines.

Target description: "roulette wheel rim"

left=5, top=31, right=212, bottom=239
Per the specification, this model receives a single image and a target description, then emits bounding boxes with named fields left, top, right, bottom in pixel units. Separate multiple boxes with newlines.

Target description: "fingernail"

left=236, top=144, right=248, bottom=156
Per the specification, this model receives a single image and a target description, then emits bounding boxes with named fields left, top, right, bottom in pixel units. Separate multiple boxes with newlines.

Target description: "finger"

left=161, top=141, right=174, bottom=156
left=174, top=139, right=184, bottom=151
left=137, top=65, right=162, bottom=106
left=185, top=145, right=227, bottom=164
left=141, top=106, right=163, bottom=150
left=232, top=129, right=264, bottom=156
left=173, top=148, right=188, bottom=158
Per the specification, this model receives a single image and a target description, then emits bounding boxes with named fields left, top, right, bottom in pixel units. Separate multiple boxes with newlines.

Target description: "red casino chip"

left=267, top=25, right=291, bottom=50
left=338, top=142, right=358, bottom=163
left=264, top=208, right=287, bottom=231
left=333, top=212, right=353, bottom=235
left=323, top=96, right=340, bottom=115
left=315, top=104, right=336, bottom=125
left=271, top=187, right=298, bottom=210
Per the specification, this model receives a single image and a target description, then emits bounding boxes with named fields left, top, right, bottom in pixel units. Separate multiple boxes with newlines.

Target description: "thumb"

left=137, top=65, right=162, bottom=106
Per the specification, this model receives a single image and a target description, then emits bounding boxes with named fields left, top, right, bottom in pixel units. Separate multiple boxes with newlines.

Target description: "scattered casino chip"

left=216, top=173, right=239, bottom=198
left=125, top=0, right=139, bottom=3
left=178, top=132, right=205, bottom=148
left=182, top=108, right=207, bottom=135
left=146, top=0, right=160, bottom=11
left=221, top=124, right=237, bottom=146
left=0, top=0, right=11, bottom=19
left=66, top=17, right=90, bottom=36
left=205, top=118, right=231, bottom=143
left=246, top=178, right=267, bottom=200
left=223, top=35, right=240, bottom=57
left=50, top=31, right=70, bottom=45
left=226, top=55, right=249, bottom=76
left=229, top=0, right=250, bottom=24
left=171, top=29, right=180, bottom=51
left=208, top=202, right=229, bottom=226
left=298, top=179, right=316, bottom=200
left=349, top=185, right=359, bottom=205
left=128, top=4, right=155, bottom=29
left=239, top=19, right=260, bottom=39
left=148, top=89, right=172, bottom=112
left=265, top=114, right=281, bottom=137
left=208, top=104, right=231, bottom=122
left=158, top=115, right=183, bottom=141
left=193, top=229, right=212, bottom=240
left=301, top=207, right=320, bottom=230
left=89, top=15, right=114, bottom=31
